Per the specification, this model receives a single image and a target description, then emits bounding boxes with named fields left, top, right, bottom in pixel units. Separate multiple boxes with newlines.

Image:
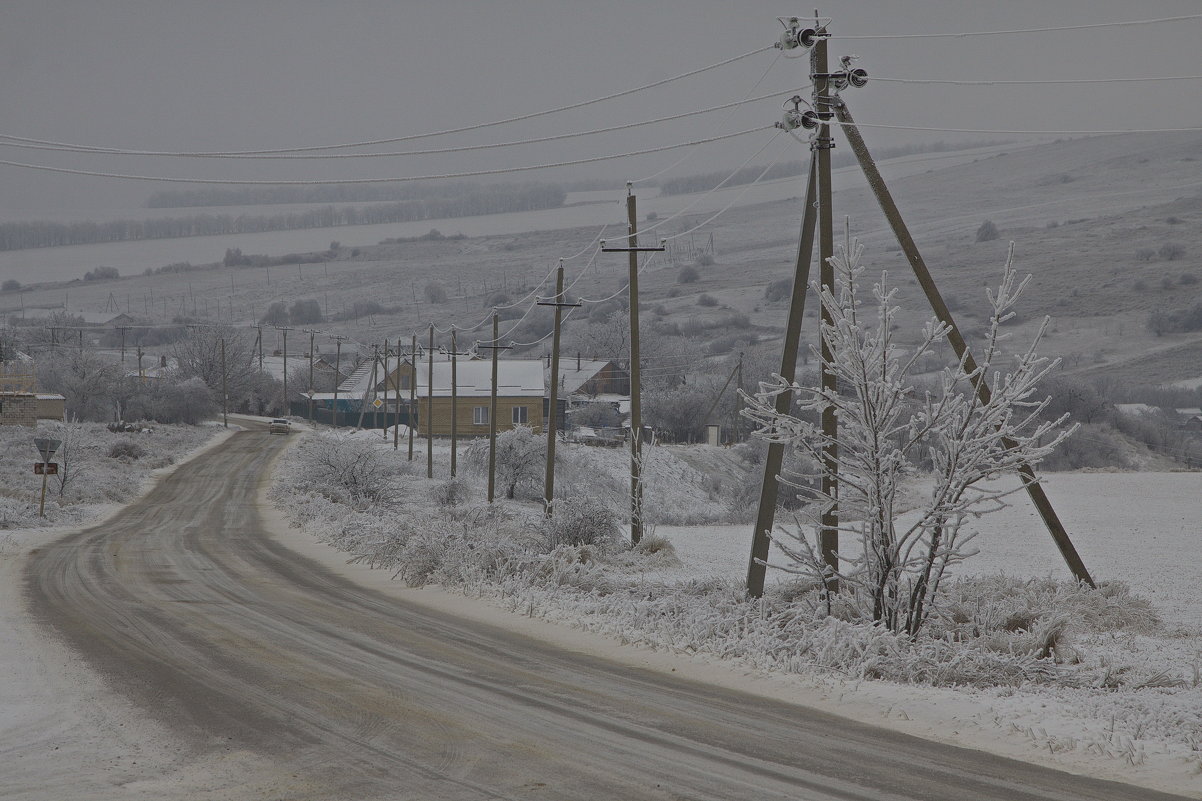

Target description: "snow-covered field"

left=269, top=430, right=1202, bottom=797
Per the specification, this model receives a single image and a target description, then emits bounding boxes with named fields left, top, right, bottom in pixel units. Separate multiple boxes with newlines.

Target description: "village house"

left=309, top=354, right=545, bottom=436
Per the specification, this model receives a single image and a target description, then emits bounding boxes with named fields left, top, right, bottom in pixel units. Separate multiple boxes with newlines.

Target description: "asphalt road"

left=24, top=428, right=1191, bottom=800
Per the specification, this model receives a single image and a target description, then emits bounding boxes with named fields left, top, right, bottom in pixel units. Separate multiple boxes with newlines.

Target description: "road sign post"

left=33, top=437, right=61, bottom=518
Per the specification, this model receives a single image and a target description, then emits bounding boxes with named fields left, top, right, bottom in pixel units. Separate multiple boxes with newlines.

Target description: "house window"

left=473, top=406, right=489, bottom=425
left=400, top=374, right=411, bottom=390
left=511, top=405, right=528, bottom=424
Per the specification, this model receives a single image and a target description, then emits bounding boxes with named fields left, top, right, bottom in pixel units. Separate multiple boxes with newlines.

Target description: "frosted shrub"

left=462, top=425, right=546, bottom=500
left=430, top=478, right=470, bottom=509
left=297, top=433, right=398, bottom=505
left=106, top=439, right=146, bottom=461
left=743, top=225, right=1075, bottom=635
left=541, top=495, right=622, bottom=551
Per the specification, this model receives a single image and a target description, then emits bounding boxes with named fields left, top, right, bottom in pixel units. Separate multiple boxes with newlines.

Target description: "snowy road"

left=20, top=429, right=1190, bottom=800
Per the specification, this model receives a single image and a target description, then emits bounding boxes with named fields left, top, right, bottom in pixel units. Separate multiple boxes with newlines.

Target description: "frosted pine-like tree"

left=743, top=223, right=1076, bottom=635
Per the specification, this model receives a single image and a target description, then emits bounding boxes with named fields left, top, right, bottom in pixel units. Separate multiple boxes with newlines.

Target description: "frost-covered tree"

left=463, top=425, right=545, bottom=500
left=743, top=227, right=1075, bottom=635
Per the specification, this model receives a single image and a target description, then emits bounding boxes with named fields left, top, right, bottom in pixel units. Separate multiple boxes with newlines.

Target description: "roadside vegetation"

left=268, top=238, right=1199, bottom=769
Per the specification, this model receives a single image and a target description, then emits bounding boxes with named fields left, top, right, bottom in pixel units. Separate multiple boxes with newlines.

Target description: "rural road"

left=22, top=428, right=1190, bottom=800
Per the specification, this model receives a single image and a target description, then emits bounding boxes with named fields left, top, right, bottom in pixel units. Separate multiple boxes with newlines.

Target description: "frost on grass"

left=272, top=426, right=1198, bottom=761
left=0, top=420, right=218, bottom=529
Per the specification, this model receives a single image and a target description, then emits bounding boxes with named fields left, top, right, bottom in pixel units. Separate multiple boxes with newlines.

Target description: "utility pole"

left=734, top=351, right=744, bottom=443
left=380, top=340, right=389, bottom=439
left=427, top=324, right=434, bottom=479
left=255, top=326, right=263, bottom=373
left=279, top=326, right=292, bottom=417
left=601, top=187, right=664, bottom=544
left=450, top=329, right=458, bottom=477
left=136, top=345, right=145, bottom=381
left=833, top=100, right=1095, bottom=587
left=118, top=326, right=128, bottom=363
left=330, top=335, right=347, bottom=427
left=305, top=329, right=318, bottom=426
left=814, top=31, right=840, bottom=593
left=627, top=191, right=645, bottom=544
left=747, top=154, right=818, bottom=599
left=537, top=263, right=581, bottom=516
left=409, top=333, right=417, bottom=461
left=389, top=340, right=402, bottom=450
left=220, top=336, right=228, bottom=428
left=478, top=313, right=511, bottom=502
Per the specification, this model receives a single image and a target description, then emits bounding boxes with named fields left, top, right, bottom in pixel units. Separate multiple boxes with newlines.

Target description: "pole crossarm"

left=833, top=98, right=1095, bottom=588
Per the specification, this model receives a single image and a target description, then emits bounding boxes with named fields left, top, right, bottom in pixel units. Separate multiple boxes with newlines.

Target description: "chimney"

left=576, top=352, right=581, bottom=371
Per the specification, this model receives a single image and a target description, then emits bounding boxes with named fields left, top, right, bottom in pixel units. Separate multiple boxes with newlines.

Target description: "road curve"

left=23, top=429, right=1189, bottom=800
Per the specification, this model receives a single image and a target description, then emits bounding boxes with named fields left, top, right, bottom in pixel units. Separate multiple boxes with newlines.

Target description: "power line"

left=836, top=13, right=1202, bottom=40
left=826, top=119, right=1202, bottom=136
left=871, top=74, right=1202, bottom=86
left=0, top=127, right=775, bottom=185
left=0, top=89, right=800, bottom=162
left=0, top=45, right=773, bottom=158
left=630, top=50, right=788, bottom=185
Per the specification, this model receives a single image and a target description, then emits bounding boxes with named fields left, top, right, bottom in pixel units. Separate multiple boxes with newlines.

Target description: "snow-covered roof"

left=315, top=359, right=545, bottom=400
left=414, top=359, right=544, bottom=399
left=549, top=358, right=623, bottom=395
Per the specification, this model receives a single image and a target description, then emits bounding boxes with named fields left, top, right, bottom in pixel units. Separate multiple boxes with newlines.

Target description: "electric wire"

left=827, top=119, right=1202, bottom=136
left=629, top=128, right=787, bottom=242
left=871, top=74, right=1202, bottom=86
left=835, top=14, right=1202, bottom=40
left=629, top=50, right=787, bottom=185
left=0, top=127, right=774, bottom=185
left=0, top=45, right=773, bottom=157
left=655, top=132, right=794, bottom=244
left=0, top=88, right=802, bottom=161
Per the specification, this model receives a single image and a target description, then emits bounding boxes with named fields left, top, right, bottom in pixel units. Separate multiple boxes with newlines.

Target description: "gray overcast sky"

left=2, top=0, right=1200, bottom=215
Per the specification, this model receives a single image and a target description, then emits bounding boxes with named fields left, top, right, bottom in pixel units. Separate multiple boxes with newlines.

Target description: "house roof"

left=549, top=358, right=624, bottom=395
left=415, top=359, right=544, bottom=399
left=314, top=358, right=545, bottom=401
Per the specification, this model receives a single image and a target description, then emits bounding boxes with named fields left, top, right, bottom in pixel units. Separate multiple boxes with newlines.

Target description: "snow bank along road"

left=22, top=428, right=1190, bottom=800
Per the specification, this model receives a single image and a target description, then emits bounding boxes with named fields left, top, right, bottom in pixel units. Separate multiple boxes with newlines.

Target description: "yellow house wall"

left=419, top=396, right=542, bottom=437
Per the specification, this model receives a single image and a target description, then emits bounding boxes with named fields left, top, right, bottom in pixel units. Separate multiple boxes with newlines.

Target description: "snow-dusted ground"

left=270, top=431, right=1202, bottom=798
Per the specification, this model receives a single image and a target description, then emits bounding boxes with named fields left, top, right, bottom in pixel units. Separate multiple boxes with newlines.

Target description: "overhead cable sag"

left=0, top=45, right=773, bottom=157
left=835, top=13, right=1202, bottom=40
left=0, top=127, right=775, bottom=185
left=0, top=88, right=803, bottom=161
left=871, top=74, right=1202, bottom=86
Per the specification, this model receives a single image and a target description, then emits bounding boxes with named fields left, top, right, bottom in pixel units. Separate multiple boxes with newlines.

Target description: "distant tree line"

left=0, top=183, right=566, bottom=253
left=144, top=180, right=557, bottom=208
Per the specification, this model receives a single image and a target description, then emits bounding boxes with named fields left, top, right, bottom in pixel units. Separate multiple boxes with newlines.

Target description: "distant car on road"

left=269, top=418, right=292, bottom=434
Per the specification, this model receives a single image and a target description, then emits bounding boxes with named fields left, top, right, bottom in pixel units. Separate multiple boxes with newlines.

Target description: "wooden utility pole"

left=380, top=340, right=389, bottom=439
left=118, top=326, right=128, bottom=363
left=814, top=34, right=840, bottom=591
left=279, top=326, right=292, bottom=417
left=409, top=333, right=417, bottom=461
left=450, top=329, right=458, bottom=477
left=538, top=264, right=581, bottom=516
left=220, top=336, right=228, bottom=428
left=305, top=329, right=318, bottom=426
left=330, top=335, right=346, bottom=427
left=427, top=324, right=434, bottom=479
left=255, top=326, right=263, bottom=373
left=626, top=189, right=645, bottom=543
left=833, top=100, right=1095, bottom=587
left=477, top=313, right=511, bottom=502
left=599, top=190, right=665, bottom=543
left=746, top=155, right=818, bottom=599
left=389, top=341, right=402, bottom=450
